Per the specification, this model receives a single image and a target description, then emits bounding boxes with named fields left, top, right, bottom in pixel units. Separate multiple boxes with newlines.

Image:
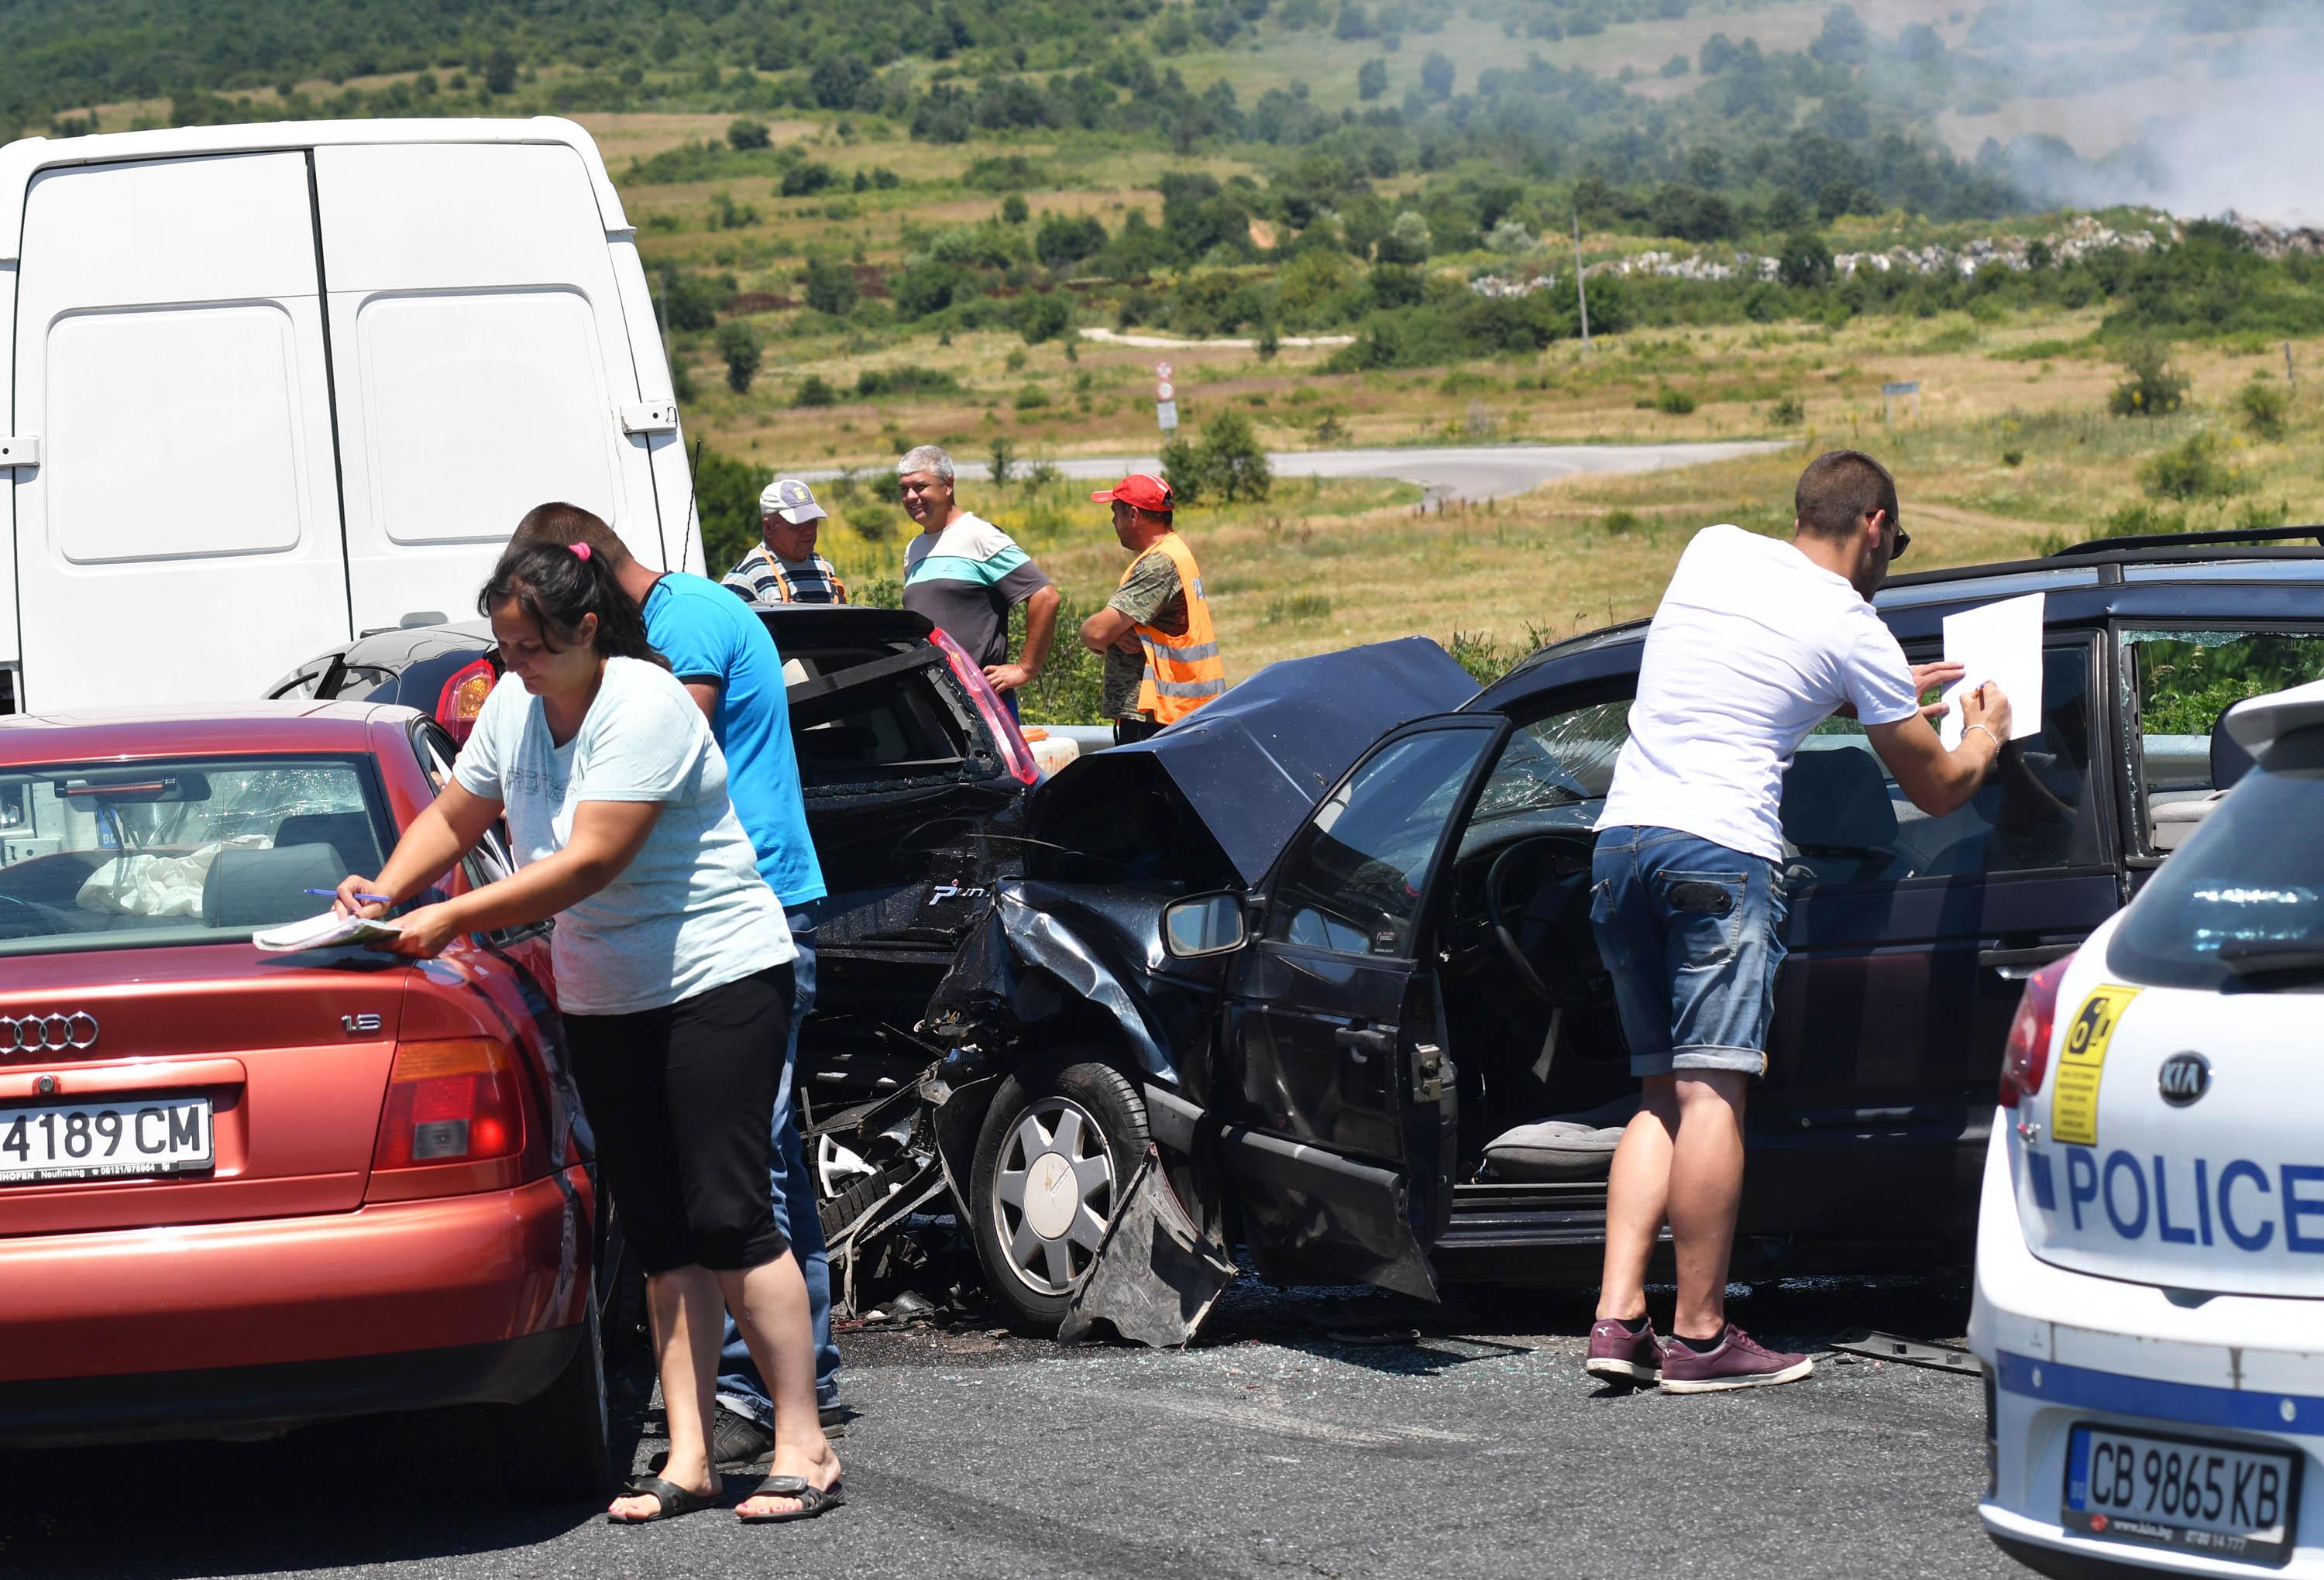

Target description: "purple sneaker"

left=1585, top=1316, right=1666, bottom=1385
left=1659, top=1326, right=1813, bottom=1393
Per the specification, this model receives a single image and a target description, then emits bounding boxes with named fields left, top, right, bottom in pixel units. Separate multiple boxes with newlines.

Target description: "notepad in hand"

left=253, top=909, right=405, bottom=953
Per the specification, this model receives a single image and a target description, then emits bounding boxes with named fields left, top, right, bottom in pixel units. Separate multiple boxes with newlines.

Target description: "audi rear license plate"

left=0, top=1097, right=214, bottom=1183
left=2064, top=1422, right=2302, bottom=1567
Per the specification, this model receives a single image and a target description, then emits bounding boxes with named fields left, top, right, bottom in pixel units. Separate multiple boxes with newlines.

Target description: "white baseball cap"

left=759, top=477, right=829, bottom=524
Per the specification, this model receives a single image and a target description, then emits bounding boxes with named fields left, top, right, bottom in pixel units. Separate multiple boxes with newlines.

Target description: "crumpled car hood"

left=1030, top=637, right=1477, bottom=888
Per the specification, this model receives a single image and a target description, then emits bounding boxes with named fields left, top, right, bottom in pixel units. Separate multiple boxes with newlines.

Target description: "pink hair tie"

left=569, top=541, right=592, bottom=562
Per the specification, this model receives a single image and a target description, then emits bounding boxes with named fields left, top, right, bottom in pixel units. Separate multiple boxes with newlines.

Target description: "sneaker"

left=1659, top=1326, right=1813, bottom=1393
left=651, top=1406, right=774, bottom=1472
left=1584, top=1315, right=1666, bottom=1385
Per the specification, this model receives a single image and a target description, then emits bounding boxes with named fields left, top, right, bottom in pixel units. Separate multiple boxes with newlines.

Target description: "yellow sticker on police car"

left=2049, top=984, right=2140, bottom=1147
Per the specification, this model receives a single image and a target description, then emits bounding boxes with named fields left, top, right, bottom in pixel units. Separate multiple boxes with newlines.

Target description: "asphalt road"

left=823, top=441, right=1785, bottom=504
left=0, top=1276, right=2019, bottom=1580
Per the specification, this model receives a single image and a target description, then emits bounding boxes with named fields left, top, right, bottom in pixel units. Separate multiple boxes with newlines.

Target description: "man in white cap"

left=726, top=478, right=851, bottom=605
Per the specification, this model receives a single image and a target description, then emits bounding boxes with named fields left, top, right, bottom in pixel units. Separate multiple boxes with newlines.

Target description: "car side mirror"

left=1163, top=892, right=1246, bottom=959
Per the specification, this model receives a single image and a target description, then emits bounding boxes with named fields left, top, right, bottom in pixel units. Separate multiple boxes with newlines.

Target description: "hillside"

left=11, top=0, right=2323, bottom=709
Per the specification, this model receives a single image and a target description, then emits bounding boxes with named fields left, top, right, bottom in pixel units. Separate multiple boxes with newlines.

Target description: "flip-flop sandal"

left=607, top=1474, right=720, bottom=1524
left=737, top=1474, right=845, bottom=1523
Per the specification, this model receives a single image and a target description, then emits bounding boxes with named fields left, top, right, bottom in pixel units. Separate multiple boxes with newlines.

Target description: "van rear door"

left=312, top=139, right=676, bottom=626
left=9, top=153, right=351, bottom=712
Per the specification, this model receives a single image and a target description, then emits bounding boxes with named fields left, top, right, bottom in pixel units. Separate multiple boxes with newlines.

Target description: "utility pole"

left=1572, top=210, right=1591, bottom=349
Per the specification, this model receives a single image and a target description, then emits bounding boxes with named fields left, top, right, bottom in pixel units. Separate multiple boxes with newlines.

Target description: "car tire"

left=596, top=1195, right=650, bottom=1366
left=969, top=1053, right=1150, bottom=1335
left=496, top=1297, right=615, bottom=1504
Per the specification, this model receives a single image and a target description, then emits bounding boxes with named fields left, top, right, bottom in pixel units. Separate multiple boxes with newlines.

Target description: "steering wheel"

left=1483, top=834, right=1597, bottom=1005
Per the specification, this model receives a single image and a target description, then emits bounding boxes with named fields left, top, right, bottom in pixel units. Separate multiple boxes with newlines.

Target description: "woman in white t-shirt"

left=335, top=540, right=842, bottom=1527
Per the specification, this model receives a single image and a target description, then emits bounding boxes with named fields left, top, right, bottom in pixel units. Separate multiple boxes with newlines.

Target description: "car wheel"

left=497, top=1297, right=614, bottom=1504
left=969, top=1053, right=1150, bottom=1334
left=596, top=1195, right=650, bottom=1366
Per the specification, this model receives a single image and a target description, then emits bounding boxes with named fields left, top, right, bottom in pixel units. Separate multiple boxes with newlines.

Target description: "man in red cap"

left=1077, top=472, right=1225, bottom=743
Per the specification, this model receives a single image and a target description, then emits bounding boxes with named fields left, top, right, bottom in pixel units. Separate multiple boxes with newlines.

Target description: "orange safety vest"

left=1121, top=530, right=1225, bottom=725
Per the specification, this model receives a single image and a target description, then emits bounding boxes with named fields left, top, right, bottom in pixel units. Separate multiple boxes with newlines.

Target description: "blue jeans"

left=716, top=902, right=840, bottom=1419
left=1590, top=826, right=1787, bottom=1080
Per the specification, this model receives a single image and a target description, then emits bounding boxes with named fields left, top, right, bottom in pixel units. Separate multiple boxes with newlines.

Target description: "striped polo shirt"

left=900, top=512, right=1053, bottom=668
left=724, top=541, right=850, bottom=605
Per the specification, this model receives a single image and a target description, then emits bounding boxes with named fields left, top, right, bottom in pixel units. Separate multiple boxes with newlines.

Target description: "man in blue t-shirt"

left=513, top=504, right=840, bottom=1455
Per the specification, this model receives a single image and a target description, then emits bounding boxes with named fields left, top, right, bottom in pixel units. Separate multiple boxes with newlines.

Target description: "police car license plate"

left=0, top=1097, right=213, bottom=1183
left=2064, top=1423, right=2301, bottom=1567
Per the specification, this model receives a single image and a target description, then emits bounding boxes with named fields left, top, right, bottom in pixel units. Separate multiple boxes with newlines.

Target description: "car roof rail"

left=2048, top=524, right=2324, bottom=558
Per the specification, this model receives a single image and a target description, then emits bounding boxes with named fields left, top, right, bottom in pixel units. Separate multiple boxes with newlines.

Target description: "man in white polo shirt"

left=1585, top=449, right=2015, bottom=1393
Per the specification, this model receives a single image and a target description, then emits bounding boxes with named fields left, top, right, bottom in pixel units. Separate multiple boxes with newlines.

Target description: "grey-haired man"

left=897, top=444, right=1057, bottom=713
left=726, top=478, right=851, bottom=605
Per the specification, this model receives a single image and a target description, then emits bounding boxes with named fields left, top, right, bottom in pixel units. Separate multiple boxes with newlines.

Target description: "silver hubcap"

left=992, top=1097, right=1115, bottom=1297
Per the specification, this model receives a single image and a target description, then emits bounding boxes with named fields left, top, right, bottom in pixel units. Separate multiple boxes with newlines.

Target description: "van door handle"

left=1332, top=1026, right=1396, bottom=1059
left=1980, top=943, right=2078, bottom=981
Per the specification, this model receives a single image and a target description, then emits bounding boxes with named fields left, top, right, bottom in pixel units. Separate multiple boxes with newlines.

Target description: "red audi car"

left=0, top=702, right=609, bottom=1498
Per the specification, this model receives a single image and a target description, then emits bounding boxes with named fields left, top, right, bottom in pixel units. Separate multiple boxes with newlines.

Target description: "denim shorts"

left=1590, top=826, right=1787, bottom=1080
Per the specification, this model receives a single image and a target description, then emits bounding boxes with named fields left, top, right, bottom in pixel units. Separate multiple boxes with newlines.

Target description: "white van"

left=0, top=118, right=704, bottom=714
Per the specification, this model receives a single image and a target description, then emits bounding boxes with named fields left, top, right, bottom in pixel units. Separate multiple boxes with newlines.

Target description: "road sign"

left=1156, top=380, right=1175, bottom=401
left=1156, top=400, right=1179, bottom=431
left=1156, top=361, right=1173, bottom=379
left=1882, top=380, right=1920, bottom=396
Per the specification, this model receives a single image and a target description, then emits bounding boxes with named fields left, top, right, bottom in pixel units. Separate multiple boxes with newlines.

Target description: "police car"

left=1972, top=678, right=2324, bottom=1576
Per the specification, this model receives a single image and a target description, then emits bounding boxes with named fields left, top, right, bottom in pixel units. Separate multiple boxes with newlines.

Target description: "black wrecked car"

left=899, top=526, right=2324, bottom=1336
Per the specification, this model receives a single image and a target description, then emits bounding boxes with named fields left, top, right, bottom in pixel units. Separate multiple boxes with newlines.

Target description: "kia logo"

left=0, top=1012, right=100, bottom=1055
left=2158, top=1052, right=2211, bottom=1107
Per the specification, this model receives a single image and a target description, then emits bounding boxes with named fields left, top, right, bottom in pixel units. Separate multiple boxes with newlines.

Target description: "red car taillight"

left=435, top=658, right=496, bottom=745
left=927, top=627, right=1041, bottom=785
left=1998, top=955, right=2075, bottom=1108
left=373, top=1038, right=527, bottom=1170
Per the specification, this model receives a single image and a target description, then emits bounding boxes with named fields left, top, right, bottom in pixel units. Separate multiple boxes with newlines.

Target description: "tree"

left=1335, top=2, right=1374, bottom=40
left=988, top=435, right=1016, bottom=486
left=1420, top=51, right=1455, bottom=101
left=1357, top=58, right=1388, bottom=100
left=483, top=47, right=518, bottom=96
left=1776, top=230, right=1834, bottom=290
left=1199, top=408, right=1273, bottom=503
left=802, top=256, right=858, bottom=317
left=655, top=267, right=721, bottom=333
left=727, top=118, right=771, bottom=151
left=1019, top=289, right=1071, bottom=345
left=810, top=52, right=875, bottom=111
left=716, top=321, right=761, bottom=394
left=1001, top=192, right=1030, bottom=225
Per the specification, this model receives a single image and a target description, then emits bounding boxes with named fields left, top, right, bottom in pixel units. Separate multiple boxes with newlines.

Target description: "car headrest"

left=273, top=812, right=377, bottom=867
left=2211, top=706, right=2257, bottom=792
left=1781, top=744, right=1900, bottom=853
left=203, top=844, right=351, bottom=929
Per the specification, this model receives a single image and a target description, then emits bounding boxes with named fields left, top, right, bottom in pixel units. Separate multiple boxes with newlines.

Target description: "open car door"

left=1217, top=715, right=1511, bottom=1300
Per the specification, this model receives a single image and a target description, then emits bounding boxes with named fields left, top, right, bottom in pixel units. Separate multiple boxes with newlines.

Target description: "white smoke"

left=1919, top=2, right=2324, bottom=224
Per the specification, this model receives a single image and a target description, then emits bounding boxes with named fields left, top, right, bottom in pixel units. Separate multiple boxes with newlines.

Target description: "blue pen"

left=306, top=888, right=394, bottom=905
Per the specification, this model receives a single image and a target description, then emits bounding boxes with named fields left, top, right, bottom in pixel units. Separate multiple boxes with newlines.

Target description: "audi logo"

left=0, top=1012, right=99, bottom=1055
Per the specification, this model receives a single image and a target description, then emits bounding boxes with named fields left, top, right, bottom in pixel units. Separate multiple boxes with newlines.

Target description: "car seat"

left=203, top=844, right=353, bottom=929
left=1482, top=1094, right=1639, bottom=1182
left=2150, top=709, right=2259, bottom=852
left=1779, top=746, right=1900, bottom=885
left=272, top=812, right=377, bottom=872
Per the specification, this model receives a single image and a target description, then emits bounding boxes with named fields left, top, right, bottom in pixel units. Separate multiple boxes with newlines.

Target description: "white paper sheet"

left=1937, top=592, right=2045, bottom=747
left=253, top=910, right=404, bottom=953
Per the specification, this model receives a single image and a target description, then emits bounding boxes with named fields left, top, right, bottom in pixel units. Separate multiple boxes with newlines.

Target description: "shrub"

left=1012, top=384, right=1051, bottom=410
left=988, top=436, right=1016, bottom=486
left=2140, top=430, right=2242, bottom=502
left=2002, top=448, right=2024, bottom=467
left=1655, top=386, right=1697, bottom=415
left=792, top=373, right=837, bottom=407
left=1769, top=394, right=1805, bottom=425
left=801, top=256, right=858, bottom=317
left=2109, top=342, right=2189, bottom=417
left=1602, top=507, right=1642, bottom=535
left=1264, top=592, right=1334, bottom=624
left=1019, top=290, right=1071, bottom=345
left=655, top=267, right=723, bottom=333
left=716, top=322, right=761, bottom=394
left=2236, top=376, right=2289, bottom=438
left=779, top=161, right=837, bottom=198
left=727, top=118, right=771, bottom=151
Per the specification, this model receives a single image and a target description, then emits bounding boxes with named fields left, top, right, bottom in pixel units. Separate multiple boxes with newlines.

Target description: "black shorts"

left=565, top=963, right=794, bottom=1275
